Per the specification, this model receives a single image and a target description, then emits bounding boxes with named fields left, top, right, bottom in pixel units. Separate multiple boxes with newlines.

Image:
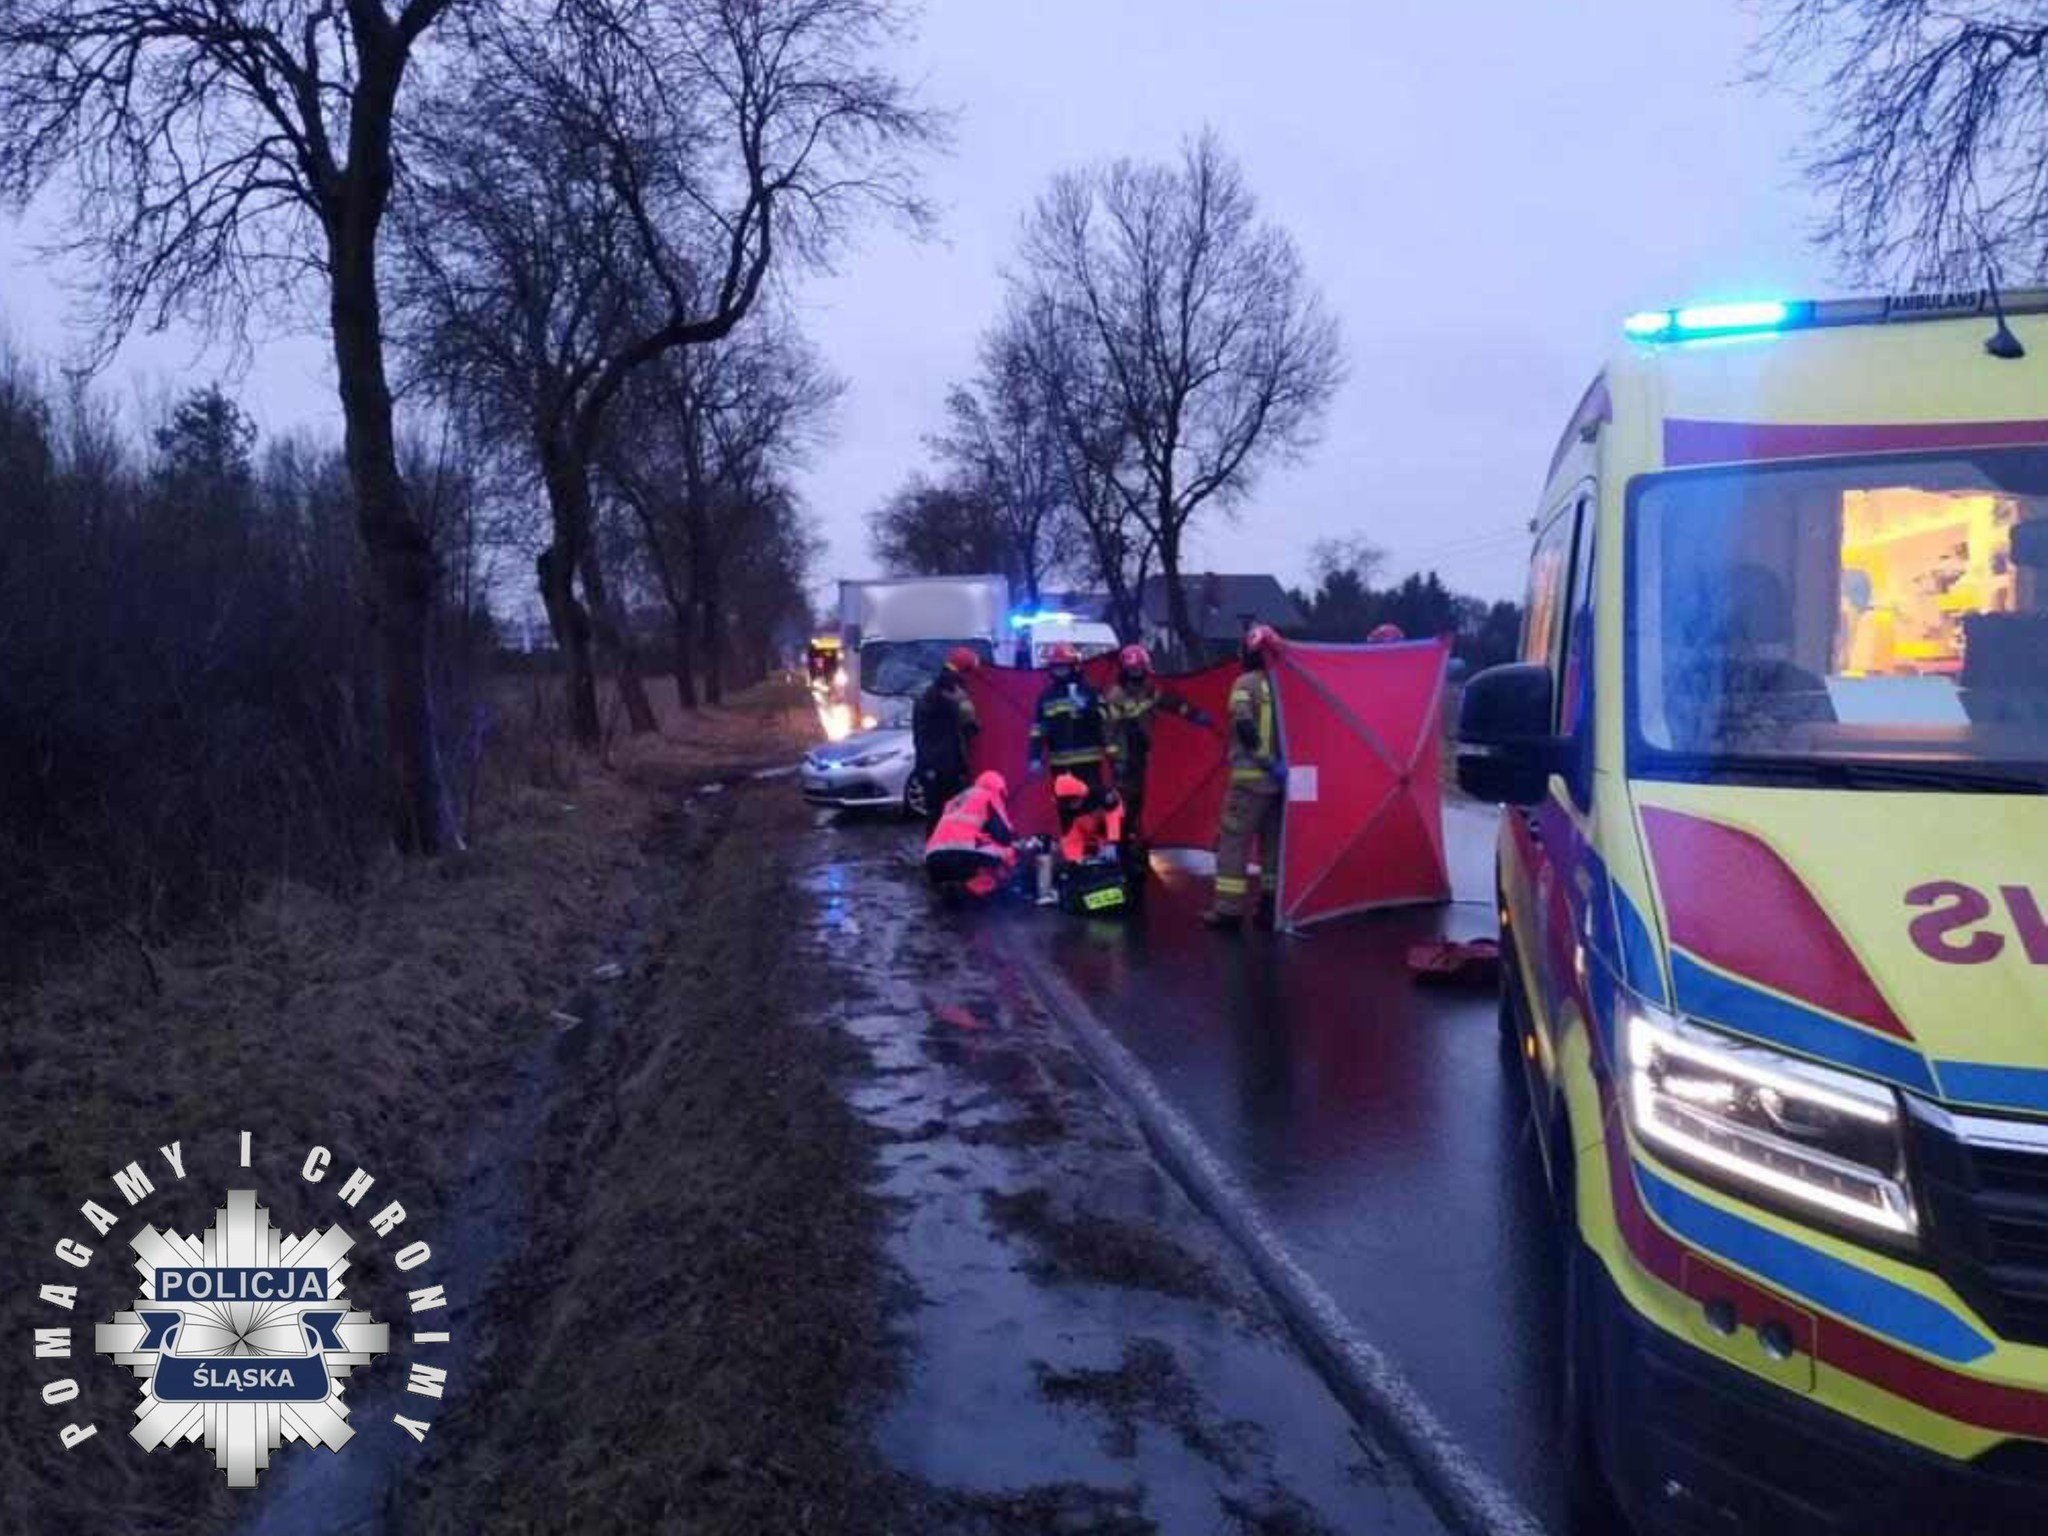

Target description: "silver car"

left=799, top=727, right=926, bottom=818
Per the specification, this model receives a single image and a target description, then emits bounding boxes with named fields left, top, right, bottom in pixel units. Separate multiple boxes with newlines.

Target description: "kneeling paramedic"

left=923, top=770, right=1019, bottom=901
left=1203, top=625, right=1285, bottom=930
left=1102, top=644, right=1211, bottom=864
left=911, top=646, right=982, bottom=830
left=1052, top=773, right=1130, bottom=914
left=1028, top=642, right=1110, bottom=824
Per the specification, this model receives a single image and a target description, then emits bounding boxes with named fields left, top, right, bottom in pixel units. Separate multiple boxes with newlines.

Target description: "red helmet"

left=976, top=769, right=1008, bottom=798
left=1053, top=772, right=1089, bottom=802
left=1366, top=623, right=1406, bottom=644
left=1243, top=623, right=1282, bottom=657
left=946, top=646, right=981, bottom=673
left=1046, top=641, right=1082, bottom=666
left=1117, top=644, right=1152, bottom=675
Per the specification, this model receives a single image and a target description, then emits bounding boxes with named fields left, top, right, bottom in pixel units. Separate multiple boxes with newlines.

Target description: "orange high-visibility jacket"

left=925, top=781, right=1015, bottom=858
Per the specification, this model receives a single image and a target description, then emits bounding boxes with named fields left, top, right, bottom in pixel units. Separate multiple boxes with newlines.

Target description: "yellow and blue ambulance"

left=1459, top=293, right=2048, bottom=1532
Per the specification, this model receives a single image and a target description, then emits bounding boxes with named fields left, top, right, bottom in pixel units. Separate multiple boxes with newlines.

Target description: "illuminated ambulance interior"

left=1631, top=451, right=2048, bottom=769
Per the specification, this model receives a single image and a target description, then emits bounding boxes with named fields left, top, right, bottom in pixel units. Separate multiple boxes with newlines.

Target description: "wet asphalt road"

left=797, top=812, right=1455, bottom=1533
left=1003, top=804, right=1602, bottom=1536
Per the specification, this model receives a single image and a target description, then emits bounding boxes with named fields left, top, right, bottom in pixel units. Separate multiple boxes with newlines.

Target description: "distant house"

left=1138, top=573, right=1306, bottom=665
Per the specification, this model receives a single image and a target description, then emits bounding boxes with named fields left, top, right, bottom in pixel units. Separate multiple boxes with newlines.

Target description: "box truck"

left=838, top=576, right=1011, bottom=730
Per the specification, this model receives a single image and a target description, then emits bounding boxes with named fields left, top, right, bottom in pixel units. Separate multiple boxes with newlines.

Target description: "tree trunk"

left=328, top=202, right=455, bottom=855
left=687, top=496, right=724, bottom=706
left=537, top=447, right=602, bottom=746
left=1158, top=526, right=1197, bottom=663
left=578, top=541, right=659, bottom=734
left=672, top=609, right=698, bottom=712
left=699, top=586, right=724, bottom=705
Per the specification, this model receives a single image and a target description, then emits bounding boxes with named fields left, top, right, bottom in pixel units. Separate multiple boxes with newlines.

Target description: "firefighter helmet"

left=1242, top=623, right=1282, bottom=657
left=1117, top=644, right=1152, bottom=675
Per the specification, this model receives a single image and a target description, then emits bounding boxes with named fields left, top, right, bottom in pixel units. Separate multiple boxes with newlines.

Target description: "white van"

left=1015, top=615, right=1121, bottom=669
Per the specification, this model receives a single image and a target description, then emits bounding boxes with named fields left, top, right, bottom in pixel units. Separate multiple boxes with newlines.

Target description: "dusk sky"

left=0, top=0, right=1838, bottom=605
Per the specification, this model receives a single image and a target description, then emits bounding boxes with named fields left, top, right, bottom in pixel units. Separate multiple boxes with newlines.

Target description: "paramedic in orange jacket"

left=923, top=771, right=1019, bottom=900
left=1052, top=772, right=1124, bottom=864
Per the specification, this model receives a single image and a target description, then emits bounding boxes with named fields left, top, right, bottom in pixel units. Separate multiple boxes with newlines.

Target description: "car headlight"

left=1625, top=1003, right=1918, bottom=1243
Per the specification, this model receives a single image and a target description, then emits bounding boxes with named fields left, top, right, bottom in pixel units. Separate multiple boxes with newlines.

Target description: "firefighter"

left=1102, top=643, right=1212, bottom=858
left=1027, top=642, right=1109, bottom=822
left=1367, top=622, right=1406, bottom=644
left=923, top=770, right=1019, bottom=902
left=911, top=646, right=982, bottom=831
left=1203, top=624, right=1286, bottom=931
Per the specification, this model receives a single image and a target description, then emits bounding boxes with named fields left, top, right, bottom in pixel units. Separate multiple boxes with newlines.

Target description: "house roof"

left=1140, top=574, right=1305, bottom=641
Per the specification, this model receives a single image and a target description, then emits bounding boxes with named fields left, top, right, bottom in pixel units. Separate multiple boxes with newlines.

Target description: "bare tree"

left=1004, top=289, right=1154, bottom=637
left=868, top=474, right=1014, bottom=579
left=1309, top=534, right=1386, bottom=593
left=1759, top=3, right=2048, bottom=283
left=604, top=315, right=840, bottom=709
left=398, top=0, right=933, bottom=744
left=930, top=315, right=1078, bottom=604
left=0, top=0, right=467, bottom=852
left=1017, top=130, right=1343, bottom=657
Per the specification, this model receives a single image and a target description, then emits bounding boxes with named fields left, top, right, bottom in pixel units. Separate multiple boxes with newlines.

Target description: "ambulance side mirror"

left=1456, top=663, right=1569, bottom=806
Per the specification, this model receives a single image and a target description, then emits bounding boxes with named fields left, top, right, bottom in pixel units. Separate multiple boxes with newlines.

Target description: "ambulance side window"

left=1560, top=497, right=1597, bottom=807
left=1521, top=507, right=1576, bottom=688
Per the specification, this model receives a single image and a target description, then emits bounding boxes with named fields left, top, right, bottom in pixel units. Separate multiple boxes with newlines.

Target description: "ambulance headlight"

left=1625, top=1004, right=1918, bottom=1243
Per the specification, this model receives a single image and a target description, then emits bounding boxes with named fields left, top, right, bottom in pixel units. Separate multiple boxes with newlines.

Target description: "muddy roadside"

left=8, top=684, right=1451, bottom=1536
left=4, top=690, right=840, bottom=1536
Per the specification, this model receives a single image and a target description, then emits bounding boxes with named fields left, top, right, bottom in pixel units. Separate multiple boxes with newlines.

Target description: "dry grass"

left=395, top=787, right=898, bottom=1535
left=482, top=672, right=817, bottom=806
left=2, top=681, right=825, bottom=1536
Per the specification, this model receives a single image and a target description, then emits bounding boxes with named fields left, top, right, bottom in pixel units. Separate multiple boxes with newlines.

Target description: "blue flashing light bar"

left=1010, top=609, right=1078, bottom=629
left=1625, top=299, right=1798, bottom=343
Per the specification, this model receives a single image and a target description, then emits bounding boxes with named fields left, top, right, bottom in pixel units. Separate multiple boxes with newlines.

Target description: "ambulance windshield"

left=1629, top=448, right=2048, bottom=788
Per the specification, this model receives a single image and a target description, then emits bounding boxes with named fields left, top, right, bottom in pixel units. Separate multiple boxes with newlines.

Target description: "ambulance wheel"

left=902, top=776, right=928, bottom=822
left=1558, top=1165, right=1626, bottom=1531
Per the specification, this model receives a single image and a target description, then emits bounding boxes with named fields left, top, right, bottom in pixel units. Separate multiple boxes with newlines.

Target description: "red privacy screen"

left=964, top=641, right=1450, bottom=929
left=1271, top=638, right=1451, bottom=927
left=963, top=658, right=1235, bottom=842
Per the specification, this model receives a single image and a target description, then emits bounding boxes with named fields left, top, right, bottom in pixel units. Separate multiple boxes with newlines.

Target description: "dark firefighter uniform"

left=911, top=667, right=980, bottom=830
left=1205, top=656, right=1283, bottom=924
left=1028, top=672, right=1109, bottom=802
left=1103, top=679, right=1208, bottom=842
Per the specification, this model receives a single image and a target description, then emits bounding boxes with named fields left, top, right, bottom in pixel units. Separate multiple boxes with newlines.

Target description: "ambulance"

left=1458, top=292, right=2048, bottom=1532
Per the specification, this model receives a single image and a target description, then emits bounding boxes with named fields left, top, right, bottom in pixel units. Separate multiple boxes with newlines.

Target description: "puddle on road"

left=794, top=821, right=1449, bottom=1535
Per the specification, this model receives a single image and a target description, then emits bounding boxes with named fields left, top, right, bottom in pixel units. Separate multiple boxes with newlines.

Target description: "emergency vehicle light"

left=1011, top=609, right=1077, bottom=629
left=1623, top=286, right=2048, bottom=344
left=1625, top=300, right=1796, bottom=341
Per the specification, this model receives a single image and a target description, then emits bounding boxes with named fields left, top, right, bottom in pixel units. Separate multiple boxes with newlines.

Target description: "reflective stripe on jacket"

left=925, top=784, right=1012, bottom=856
left=1030, top=678, right=1107, bottom=767
left=1227, top=671, right=1277, bottom=782
left=1104, top=681, right=1200, bottom=767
